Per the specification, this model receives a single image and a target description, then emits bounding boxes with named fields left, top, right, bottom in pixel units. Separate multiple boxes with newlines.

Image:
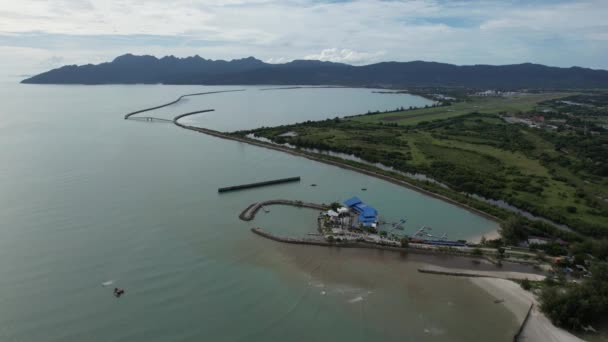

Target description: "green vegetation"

left=329, top=202, right=341, bottom=211
left=499, top=216, right=528, bottom=245
left=237, top=89, right=608, bottom=334
left=351, top=93, right=569, bottom=126
left=238, top=92, right=607, bottom=239
left=540, top=263, right=608, bottom=331
left=517, top=278, right=544, bottom=291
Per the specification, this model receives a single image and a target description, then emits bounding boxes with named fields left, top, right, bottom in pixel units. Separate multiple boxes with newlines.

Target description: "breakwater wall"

left=218, top=177, right=301, bottom=193
left=173, top=109, right=215, bottom=125
left=123, top=89, right=244, bottom=120
left=239, top=199, right=327, bottom=221
left=249, top=227, right=490, bottom=259
left=418, top=268, right=496, bottom=278
left=417, top=266, right=545, bottom=281
left=176, top=122, right=501, bottom=223
left=125, top=91, right=528, bottom=228
left=251, top=228, right=333, bottom=247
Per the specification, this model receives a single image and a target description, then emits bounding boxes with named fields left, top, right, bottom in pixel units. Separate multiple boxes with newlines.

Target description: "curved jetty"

left=219, top=177, right=301, bottom=193
left=251, top=227, right=331, bottom=246
left=123, top=89, right=244, bottom=120
left=239, top=199, right=327, bottom=221
left=173, top=109, right=216, bottom=126
left=249, top=227, right=481, bottom=256
left=122, top=91, right=501, bottom=225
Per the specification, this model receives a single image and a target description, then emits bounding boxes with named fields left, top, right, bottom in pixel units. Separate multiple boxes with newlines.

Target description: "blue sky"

left=1, top=0, right=607, bottom=75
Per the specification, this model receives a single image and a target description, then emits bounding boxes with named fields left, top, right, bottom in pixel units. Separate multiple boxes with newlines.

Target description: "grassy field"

left=352, top=93, right=571, bottom=126
left=239, top=92, right=608, bottom=237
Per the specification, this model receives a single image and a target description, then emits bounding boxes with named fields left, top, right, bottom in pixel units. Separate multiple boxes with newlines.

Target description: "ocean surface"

left=0, top=79, right=523, bottom=341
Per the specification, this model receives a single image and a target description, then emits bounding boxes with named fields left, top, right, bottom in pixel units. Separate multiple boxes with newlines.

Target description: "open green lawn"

left=241, top=107, right=608, bottom=237
left=237, top=90, right=608, bottom=237
left=352, top=93, right=572, bottom=125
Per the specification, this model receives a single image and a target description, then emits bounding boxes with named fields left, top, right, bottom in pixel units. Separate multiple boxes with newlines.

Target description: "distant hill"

left=21, top=54, right=608, bottom=89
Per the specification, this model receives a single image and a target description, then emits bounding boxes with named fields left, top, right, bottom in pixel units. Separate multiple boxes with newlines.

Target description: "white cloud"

left=304, top=48, right=385, bottom=65
left=0, top=0, right=607, bottom=76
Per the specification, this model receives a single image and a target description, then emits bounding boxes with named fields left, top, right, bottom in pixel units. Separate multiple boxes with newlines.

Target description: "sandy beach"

left=471, top=277, right=585, bottom=342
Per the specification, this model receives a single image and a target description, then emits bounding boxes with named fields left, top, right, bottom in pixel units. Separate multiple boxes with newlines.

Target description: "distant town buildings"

left=475, top=90, right=519, bottom=97
left=502, top=115, right=558, bottom=130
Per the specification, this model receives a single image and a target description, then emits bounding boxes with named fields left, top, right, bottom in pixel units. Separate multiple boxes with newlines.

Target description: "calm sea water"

left=0, top=79, right=520, bottom=341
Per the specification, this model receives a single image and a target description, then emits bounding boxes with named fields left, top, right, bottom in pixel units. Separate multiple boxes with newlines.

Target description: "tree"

left=329, top=202, right=341, bottom=211
left=480, top=235, right=487, bottom=245
left=592, top=239, right=608, bottom=260
left=497, top=247, right=506, bottom=259
left=400, top=238, right=409, bottom=248
left=472, top=248, right=483, bottom=256
left=521, top=278, right=532, bottom=291
left=536, top=251, right=546, bottom=262
left=540, top=262, right=608, bottom=330
left=499, top=216, right=528, bottom=245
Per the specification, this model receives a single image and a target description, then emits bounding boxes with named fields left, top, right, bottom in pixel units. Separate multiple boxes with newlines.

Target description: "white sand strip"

left=469, top=229, right=501, bottom=244
left=471, top=278, right=585, bottom=342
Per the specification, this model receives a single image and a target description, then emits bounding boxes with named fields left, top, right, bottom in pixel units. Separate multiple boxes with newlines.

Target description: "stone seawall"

left=218, top=177, right=301, bottom=193
left=239, top=199, right=327, bottom=221
left=124, top=89, right=244, bottom=120
left=249, top=227, right=486, bottom=258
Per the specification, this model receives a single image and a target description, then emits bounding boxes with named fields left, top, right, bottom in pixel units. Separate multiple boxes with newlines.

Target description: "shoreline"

left=125, top=90, right=574, bottom=233
left=123, top=88, right=585, bottom=237
left=418, top=265, right=545, bottom=281
left=469, top=229, right=501, bottom=244
left=471, top=277, right=584, bottom=342
left=173, top=122, right=503, bottom=225
left=240, top=200, right=501, bottom=260
left=250, top=227, right=490, bottom=258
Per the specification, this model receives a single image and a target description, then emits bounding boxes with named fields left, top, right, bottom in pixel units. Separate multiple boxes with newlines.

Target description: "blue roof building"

left=343, top=196, right=362, bottom=207
left=343, top=196, right=378, bottom=227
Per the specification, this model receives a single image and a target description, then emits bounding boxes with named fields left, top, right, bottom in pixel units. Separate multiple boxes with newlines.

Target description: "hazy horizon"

left=1, top=0, right=608, bottom=76
left=25, top=52, right=608, bottom=72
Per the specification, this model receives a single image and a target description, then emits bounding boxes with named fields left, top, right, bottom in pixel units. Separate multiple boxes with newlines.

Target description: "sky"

left=1, top=0, right=607, bottom=76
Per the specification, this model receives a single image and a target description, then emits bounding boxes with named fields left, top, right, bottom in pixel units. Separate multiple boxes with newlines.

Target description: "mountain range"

left=21, top=54, right=608, bottom=89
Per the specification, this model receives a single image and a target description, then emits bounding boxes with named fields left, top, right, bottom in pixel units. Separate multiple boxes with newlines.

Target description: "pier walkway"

left=129, top=117, right=173, bottom=123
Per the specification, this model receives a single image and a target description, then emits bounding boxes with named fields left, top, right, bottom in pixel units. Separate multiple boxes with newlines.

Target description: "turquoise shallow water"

left=0, top=80, right=521, bottom=341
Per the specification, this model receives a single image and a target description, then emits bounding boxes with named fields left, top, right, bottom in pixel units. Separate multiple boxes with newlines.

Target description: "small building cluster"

left=475, top=90, right=519, bottom=97
left=343, top=196, right=379, bottom=228
left=321, top=196, right=399, bottom=246
left=502, top=115, right=558, bottom=130
left=522, top=236, right=569, bottom=248
left=324, top=196, right=379, bottom=229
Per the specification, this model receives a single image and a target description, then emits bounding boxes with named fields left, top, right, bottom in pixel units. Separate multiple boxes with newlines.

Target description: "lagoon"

left=0, top=80, right=518, bottom=341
